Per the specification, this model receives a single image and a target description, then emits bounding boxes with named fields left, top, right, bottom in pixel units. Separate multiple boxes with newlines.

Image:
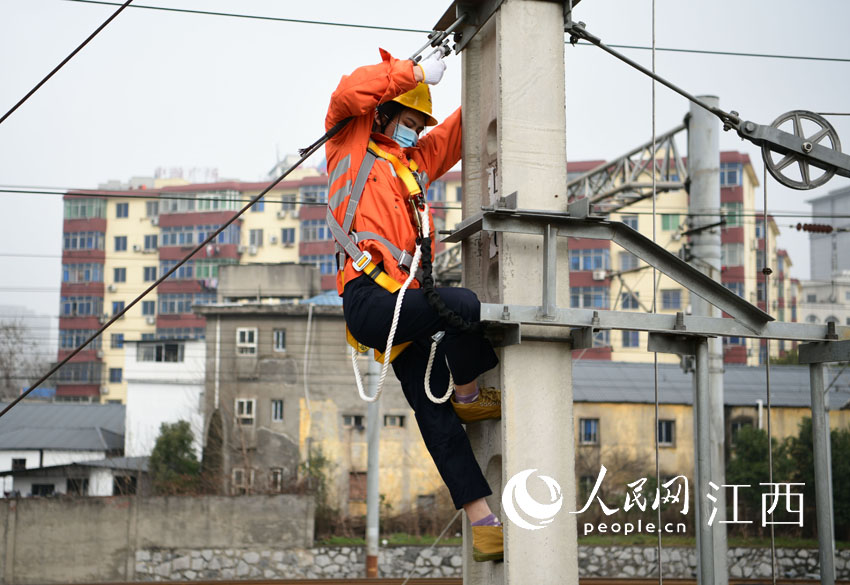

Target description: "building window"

left=343, top=414, right=364, bottom=429
left=570, top=286, right=609, bottom=309
left=300, top=186, right=327, bottom=204
left=724, top=281, right=744, bottom=298
left=657, top=420, right=675, bottom=446
left=59, top=329, right=101, bottom=350
left=569, top=248, right=610, bottom=271
left=721, top=243, right=744, bottom=267
left=720, top=162, right=742, bottom=186
left=273, top=329, right=286, bottom=352
left=236, top=328, right=257, bottom=355
left=271, top=399, right=284, bottom=422
left=112, top=301, right=125, bottom=316
left=113, top=476, right=137, bottom=495
left=281, top=227, right=295, bottom=245
left=111, top=333, right=124, bottom=349
left=455, top=186, right=462, bottom=201
left=158, top=292, right=215, bottom=314
left=418, top=494, right=436, bottom=511
left=143, top=266, right=157, bottom=282
left=141, top=300, right=156, bottom=316
left=11, top=458, right=26, bottom=471
left=137, top=342, right=184, bottom=362
left=144, top=234, right=158, bottom=250
left=622, top=330, right=640, bottom=348
left=722, top=202, right=743, bottom=228
left=384, top=414, right=405, bottom=428
left=806, top=294, right=817, bottom=303
left=661, top=214, right=680, bottom=231
left=730, top=418, right=753, bottom=444
left=113, top=267, right=126, bottom=283
left=31, top=484, right=56, bottom=497
left=270, top=468, right=283, bottom=492
left=621, top=215, right=638, bottom=230
left=114, top=236, right=127, bottom=252
left=115, top=202, right=129, bottom=218
left=425, top=181, right=445, bottom=202
left=249, top=229, right=264, bottom=247
left=620, top=292, right=639, bottom=309
left=145, top=200, right=159, bottom=217
left=64, top=197, right=106, bottom=219
left=579, top=418, right=599, bottom=445
left=66, top=478, right=89, bottom=495
left=300, top=219, right=331, bottom=242
left=579, top=475, right=596, bottom=503
left=62, top=263, right=104, bottom=283
left=56, top=361, right=103, bottom=384
left=280, top=194, right=296, bottom=212
left=619, top=251, right=639, bottom=271
left=63, top=231, right=104, bottom=250
left=159, top=259, right=194, bottom=280
left=757, top=282, right=766, bottom=302
left=109, top=367, right=123, bottom=383
left=251, top=196, right=265, bottom=212
left=661, top=290, right=681, bottom=310
left=235, top=399, right=256, bottom=425
left=231, top=467, right=254, bottom=495
left=301, top=254, right=335, bottom=275
left=61, top=295, right=103, bottom=317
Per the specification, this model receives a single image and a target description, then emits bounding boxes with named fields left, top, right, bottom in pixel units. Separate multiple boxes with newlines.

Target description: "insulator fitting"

left=796, top=222, right=834, bottom=234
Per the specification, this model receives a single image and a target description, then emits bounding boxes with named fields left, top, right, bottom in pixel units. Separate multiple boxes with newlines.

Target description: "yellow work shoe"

left=451, top=387, right=501, bottom=423
left=472, top=524, right=504, bottom=562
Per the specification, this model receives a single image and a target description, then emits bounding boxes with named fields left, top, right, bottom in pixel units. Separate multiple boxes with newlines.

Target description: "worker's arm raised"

left=413, top=107, right=462, bottom=181
left=326, top=49, right=420, bottom=131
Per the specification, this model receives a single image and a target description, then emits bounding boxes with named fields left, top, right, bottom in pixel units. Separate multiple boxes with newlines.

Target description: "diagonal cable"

left=0, top=116, right=350, bottom=419
left=0, top=0, right=134, bottom=126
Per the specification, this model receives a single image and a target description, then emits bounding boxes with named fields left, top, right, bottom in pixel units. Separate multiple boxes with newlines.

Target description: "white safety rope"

left=352, top=202, right=452, bottom=404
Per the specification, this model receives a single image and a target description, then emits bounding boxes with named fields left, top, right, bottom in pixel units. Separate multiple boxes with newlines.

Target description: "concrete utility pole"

left=460, top=1, right=577, bottom=583
left=687, top=96, right=727, bottom=585
left=365, top=358, right=381, bottom=578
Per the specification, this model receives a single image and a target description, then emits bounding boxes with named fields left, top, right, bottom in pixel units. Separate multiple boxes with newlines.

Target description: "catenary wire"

left=59, top=0, right=850, bottom=63
left=0, top=0, right=134, bottom=126
left=649, top=2, right=664, bottom=581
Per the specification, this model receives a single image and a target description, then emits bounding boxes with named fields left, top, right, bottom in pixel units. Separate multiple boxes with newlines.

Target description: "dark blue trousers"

left=343, top=274, right=498, bottom=509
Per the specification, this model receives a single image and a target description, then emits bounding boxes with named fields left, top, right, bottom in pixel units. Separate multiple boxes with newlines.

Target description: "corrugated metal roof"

left=573, top=361, right=850, bottom=409
left=0, top=456, right=149, bottom=477
left=0, top=403, right=124, bottom=451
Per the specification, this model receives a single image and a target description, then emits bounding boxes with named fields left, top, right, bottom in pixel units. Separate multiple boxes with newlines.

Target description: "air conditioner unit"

left=96, top=350, right=104, bottom=358
left=248, top=245, right=258, bottom=255
left=107, top=284, right=116, bottom=292
left=276, top=209, right=287, bottom=219
left=100, top=385, right=109, bottom=395
left=291, top=208, right=300, bottom=219
left=151, top=217, right=159, bottom=226
left=283, top=242, right=294, bottom=248
left=270, top=236, right=278, bottom=244
left=145, top=316, right=156, bottom=325
left=592, top=270, right=607, bottom=281
left=751, top=240, right=759, bottom=251
left=132, top=244, right=141, bottom=252
left=99, top=314, right=109, bottom=324
left=237, top=245, right=246, bottom=253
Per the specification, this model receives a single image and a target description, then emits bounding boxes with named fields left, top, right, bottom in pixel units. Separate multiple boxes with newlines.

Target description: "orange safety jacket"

left=325, top=48, right=461, bottom=295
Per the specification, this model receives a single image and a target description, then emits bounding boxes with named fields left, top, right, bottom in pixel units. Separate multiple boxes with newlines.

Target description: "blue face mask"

left=392, top=123, right=419, bottom=148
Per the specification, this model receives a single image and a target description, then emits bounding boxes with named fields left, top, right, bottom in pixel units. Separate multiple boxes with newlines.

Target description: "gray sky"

left=1, top=0, right=849, bottom=335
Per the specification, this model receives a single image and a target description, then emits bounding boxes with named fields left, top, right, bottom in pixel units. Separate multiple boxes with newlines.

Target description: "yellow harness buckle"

left=352, top=251, right=372, bottom=271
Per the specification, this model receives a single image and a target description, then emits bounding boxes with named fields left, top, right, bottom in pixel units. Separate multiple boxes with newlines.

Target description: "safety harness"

left=326, top=140, right=455, bottom=404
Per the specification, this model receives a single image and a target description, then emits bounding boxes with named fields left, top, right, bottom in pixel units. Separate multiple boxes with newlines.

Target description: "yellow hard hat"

left=392, top=82, right=438, bottom=126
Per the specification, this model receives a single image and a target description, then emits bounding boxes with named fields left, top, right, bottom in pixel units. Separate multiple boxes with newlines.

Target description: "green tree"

left=149, top=420, right=201, bottom=495
left=726, top=426, right=793, bottom=535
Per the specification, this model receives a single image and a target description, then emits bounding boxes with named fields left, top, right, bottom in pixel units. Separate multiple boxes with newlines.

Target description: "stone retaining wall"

left=134, top=544, right=850, bottom=581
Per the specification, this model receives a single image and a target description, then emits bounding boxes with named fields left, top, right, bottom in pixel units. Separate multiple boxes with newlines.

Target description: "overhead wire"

left=0, top=0, right=135, bottom=126
left=59, top=0, right=850, bottom=64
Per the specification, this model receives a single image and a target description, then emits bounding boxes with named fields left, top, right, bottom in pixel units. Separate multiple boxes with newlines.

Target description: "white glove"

left=418, top=52, right=447, bottom=85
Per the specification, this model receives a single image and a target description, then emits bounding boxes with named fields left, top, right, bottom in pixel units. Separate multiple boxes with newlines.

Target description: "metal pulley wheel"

left=761, top=110, right=841, bottom=190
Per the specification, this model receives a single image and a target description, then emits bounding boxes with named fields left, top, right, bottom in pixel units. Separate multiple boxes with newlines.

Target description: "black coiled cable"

left=418, top=236, right=482, bottom=335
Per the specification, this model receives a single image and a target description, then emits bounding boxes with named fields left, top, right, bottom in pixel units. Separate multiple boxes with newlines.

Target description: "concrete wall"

left=0, top=493, right=314, bottom=584
left=218, top=263, right=320, bottom=301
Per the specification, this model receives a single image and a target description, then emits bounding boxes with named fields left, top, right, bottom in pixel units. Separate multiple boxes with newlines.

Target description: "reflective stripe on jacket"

left=325, top=48, right=462, bottom=295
